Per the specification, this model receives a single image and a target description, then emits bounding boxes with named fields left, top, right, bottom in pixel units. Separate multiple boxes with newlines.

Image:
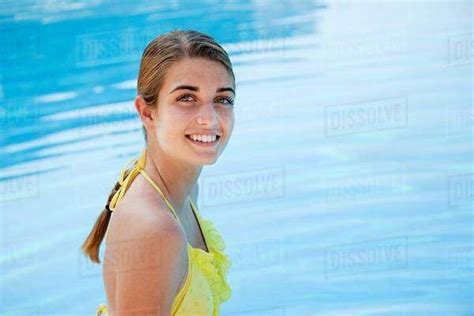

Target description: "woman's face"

left=153, top=57, right=235, bottom=166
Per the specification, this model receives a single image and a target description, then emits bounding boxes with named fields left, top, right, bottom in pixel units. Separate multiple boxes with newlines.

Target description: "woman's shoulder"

left=104, top=201, right=188, bottom=281
left=107, top=193, right=186, bottom=250
left=102, top=202, right=190, bottom=315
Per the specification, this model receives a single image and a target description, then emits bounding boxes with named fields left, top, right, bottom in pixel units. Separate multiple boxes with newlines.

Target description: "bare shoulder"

left=103, top=200, right=188, bottom=314
left=109, top=196, right=185, bottom=247
left=105, top=203, right=186, bottom=271
left=104, top=188, right=188, bottom=272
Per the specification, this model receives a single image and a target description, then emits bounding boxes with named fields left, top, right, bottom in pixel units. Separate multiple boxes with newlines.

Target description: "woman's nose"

left=197, top=103, right=218, bottom=126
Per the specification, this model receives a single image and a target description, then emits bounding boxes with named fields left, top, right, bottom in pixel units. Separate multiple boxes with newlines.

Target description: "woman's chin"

left=194, top=155, right=218, bottom=166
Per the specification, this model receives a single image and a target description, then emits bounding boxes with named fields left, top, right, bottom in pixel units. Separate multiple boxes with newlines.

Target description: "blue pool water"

left=0, top=1, right=473, bottom=315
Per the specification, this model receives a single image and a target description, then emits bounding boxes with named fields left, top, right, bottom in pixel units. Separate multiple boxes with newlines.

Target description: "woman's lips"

left=185, top=134, right=220, bottom=148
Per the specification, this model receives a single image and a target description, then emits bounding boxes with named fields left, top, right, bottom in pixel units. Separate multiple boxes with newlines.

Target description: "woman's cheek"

left=219, top=109, right=234, bottom=139
left=223, top=108, right=234, bottom=127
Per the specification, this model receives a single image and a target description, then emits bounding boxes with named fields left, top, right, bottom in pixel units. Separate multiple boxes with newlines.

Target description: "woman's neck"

left=143, top=147, right=201, bottom=218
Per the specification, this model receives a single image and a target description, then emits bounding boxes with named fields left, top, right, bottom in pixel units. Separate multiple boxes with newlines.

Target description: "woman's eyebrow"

left=216, top=87, right=235, bottom=95
left=169, top=84, right=235, bottom=95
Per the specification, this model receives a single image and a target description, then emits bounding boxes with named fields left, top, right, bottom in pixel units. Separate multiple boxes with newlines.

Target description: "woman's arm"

left=112, top=210, right=186, bottom=315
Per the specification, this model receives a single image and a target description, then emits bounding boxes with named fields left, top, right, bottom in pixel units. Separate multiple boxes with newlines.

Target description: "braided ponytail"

left=81, top=168, right=132, bottom=264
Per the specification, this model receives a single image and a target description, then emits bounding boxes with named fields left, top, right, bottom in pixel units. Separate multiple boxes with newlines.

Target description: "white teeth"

left=189, top=134, right=218, bottom=143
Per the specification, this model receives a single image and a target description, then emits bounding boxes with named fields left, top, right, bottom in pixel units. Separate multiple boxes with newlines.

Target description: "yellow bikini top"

left=96, top=148, right=232, bottom=316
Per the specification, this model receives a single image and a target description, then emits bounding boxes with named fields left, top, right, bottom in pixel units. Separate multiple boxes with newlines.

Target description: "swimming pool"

left=0, top=1, right=472, bottom=315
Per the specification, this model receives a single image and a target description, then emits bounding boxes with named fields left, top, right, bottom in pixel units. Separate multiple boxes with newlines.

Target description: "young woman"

left=81, top=29, right=236, bottom=316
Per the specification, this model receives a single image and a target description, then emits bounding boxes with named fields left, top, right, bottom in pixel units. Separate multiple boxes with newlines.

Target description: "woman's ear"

left=134, top=95, right=155, bottom=131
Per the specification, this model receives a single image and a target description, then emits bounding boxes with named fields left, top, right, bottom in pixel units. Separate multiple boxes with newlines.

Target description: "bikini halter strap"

left=108, top=148, right=181, bottom=224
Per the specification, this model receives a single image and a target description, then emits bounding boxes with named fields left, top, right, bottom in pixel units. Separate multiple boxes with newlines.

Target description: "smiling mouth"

left=185, top=134, right=221, bottom=144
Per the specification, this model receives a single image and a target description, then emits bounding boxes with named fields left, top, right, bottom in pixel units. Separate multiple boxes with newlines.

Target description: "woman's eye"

left=177, top=94, right=234, bottom=106
left=216, top=96, right=234, bottom=106
left=177, top=94, right=195, bottom=102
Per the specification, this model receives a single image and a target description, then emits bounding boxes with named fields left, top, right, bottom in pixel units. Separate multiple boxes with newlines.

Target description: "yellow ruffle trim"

left=190, top=215, right=232, bottom=316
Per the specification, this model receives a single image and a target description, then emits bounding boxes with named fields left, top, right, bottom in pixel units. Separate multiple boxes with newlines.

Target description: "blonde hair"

left=81, top=29, right=235, bottom=263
